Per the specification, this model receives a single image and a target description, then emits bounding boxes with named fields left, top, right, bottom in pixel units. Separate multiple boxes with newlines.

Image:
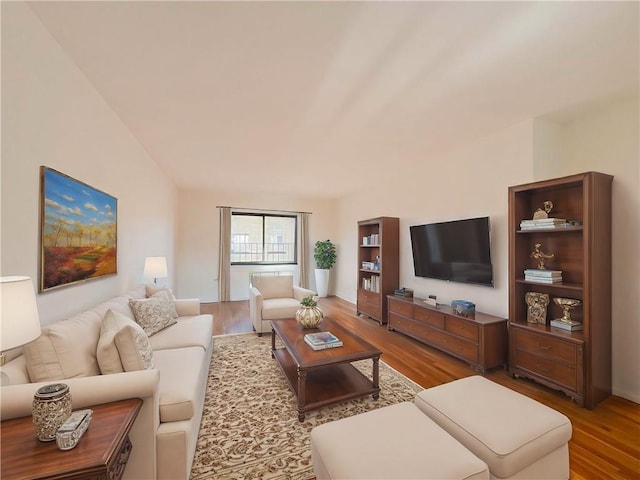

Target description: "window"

left=231, top=213, right=297, bottom=264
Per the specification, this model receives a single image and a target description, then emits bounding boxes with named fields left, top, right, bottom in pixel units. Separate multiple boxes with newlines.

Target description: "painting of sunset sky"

left=40, top=167, right=117, bottom=291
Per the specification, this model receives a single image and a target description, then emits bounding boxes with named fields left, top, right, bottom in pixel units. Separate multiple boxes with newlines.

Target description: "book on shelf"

left=361, top=275, right=380, bottom=292
left=362, top=233, right=380, bottom=246
left=304, top=332, right=343, bottom=350
left=550, top=319, right=583, bottom=331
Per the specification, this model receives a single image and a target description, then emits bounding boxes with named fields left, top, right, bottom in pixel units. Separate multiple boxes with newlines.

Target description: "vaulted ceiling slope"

left=26, top=1, right=639, bottom=198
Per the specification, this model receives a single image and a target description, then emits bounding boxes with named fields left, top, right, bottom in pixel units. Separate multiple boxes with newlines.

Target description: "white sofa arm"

left=293, top=286, right=317, bottom=301
left=174, top=299, right=201, bottom=316
left=1, top=369, right=160, bottom=419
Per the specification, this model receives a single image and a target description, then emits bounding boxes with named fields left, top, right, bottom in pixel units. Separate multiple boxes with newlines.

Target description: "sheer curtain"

left=218, top=207, right=231, bottom=302
left=299, top=212, right=309, bottom=288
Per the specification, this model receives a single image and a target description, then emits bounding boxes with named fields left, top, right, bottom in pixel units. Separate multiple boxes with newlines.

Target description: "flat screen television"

left=409, top=216, right=494, bottom=287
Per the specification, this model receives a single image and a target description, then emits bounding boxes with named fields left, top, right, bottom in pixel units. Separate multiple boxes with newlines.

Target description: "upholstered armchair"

left=249, top=275, right=316, bottom=335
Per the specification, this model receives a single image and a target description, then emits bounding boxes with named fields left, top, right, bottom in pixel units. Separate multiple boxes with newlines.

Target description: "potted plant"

left=296, top=295, right=323, bottom=328
left=314, top=240, right=336, bottom=298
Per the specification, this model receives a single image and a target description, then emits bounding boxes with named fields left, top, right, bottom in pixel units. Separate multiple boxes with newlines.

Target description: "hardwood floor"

left=201, top=296, right=640, bottom=479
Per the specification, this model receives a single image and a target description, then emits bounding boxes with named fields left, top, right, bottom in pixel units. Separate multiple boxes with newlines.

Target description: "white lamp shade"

left=144, top=256, right=168, bottom=280
left=0, top=276, right=41, bottom=351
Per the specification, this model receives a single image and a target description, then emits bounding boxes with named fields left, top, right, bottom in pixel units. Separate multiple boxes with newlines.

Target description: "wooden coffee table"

left=271, top=317, right=381, bottom=421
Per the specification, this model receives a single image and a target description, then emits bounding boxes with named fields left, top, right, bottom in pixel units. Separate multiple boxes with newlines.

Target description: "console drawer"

left=445, top=316, right=479, bottom=342
left=388, top=298, right=414, bottom=317
left=414, top=308, right=445, bottom=330
left=428, top=329, right=479, bottom=363
left=514, top=329, right=578, bottom=366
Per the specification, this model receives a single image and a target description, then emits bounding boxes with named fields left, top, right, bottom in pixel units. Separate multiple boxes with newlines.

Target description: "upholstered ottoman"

left=310, top=402, right=489, bottom=479
left=414, top=376, right=572, bottom=479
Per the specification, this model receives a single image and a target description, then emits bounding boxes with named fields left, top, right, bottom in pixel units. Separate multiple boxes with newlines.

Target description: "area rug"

left=190, top=333, right=423, bottom=479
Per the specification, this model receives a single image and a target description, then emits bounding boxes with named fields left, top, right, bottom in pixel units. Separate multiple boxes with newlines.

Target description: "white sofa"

left=0, top=285, right=213, bottom=480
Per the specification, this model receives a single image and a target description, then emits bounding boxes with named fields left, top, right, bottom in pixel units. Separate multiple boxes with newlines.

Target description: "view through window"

left=231, top=213, right=297, bottom=264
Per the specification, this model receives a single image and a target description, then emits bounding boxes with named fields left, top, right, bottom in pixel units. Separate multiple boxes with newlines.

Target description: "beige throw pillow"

left=23, top=311, right=101, bottom=382
left=96, top=310, right=126, bottom=374
left=99, top=309, right=154, bottom=372
left=129, top=291, right=178, bottom=336
left=145, top=284, right=175, bottom=300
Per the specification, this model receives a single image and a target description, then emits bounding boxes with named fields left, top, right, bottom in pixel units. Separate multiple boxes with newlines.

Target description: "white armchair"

left=249, top=275, right=316, bottom=335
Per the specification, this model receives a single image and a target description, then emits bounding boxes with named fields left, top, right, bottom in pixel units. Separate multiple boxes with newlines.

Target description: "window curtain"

left=218, top=207, right=231, bottom=302
left=299, top=212, right=309, bottom=288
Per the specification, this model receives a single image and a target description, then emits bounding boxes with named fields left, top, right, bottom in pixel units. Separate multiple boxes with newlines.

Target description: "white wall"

left=176, top=189, right=339, bottom=301
left=334, top=120, right=535, bottom=319
left=1, top=3, right=177, bottom=325
left=535, top=96, right=640, bottom=402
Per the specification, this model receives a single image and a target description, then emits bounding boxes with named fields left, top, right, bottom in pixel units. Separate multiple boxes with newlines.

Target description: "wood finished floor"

left=201, top=296, right=640, bottom=479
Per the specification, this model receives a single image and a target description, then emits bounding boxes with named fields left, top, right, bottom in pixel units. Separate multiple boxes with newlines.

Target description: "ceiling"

left=27, top=1, right=639, bottom=199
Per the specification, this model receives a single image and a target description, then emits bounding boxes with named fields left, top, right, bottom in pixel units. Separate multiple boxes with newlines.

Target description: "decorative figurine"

left=531, top=243, right=555, bottom=269
left=525, top=292, right=550, bottom=324
left=551, top=298, right=582, bottom=331
left=533, top=200, right=554, bottom=220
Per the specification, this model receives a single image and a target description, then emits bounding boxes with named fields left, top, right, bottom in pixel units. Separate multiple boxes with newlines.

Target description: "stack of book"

left=520, top=218, right=567, bottom=230
left=524, top=269, right=563, bottom=284
left=304, top=331, right=343, bottom=350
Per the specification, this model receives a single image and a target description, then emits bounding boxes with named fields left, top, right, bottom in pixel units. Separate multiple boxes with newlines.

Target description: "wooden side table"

left=1, top=398, right=142, bottom=480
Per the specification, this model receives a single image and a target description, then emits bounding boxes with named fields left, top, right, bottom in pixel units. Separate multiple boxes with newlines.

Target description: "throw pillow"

left=145, top=284, right=175, bottom=300
left=96, top=310, right=126, bottom=374
left=23, top=310, right=102, bottom=382
left=129, top=291, right=178, bottom=336
left=103, top=309, right=154, bottom=371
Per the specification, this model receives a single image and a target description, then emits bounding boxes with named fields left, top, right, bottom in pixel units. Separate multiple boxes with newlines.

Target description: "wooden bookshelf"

left=356, top=217, right=399, bottom=325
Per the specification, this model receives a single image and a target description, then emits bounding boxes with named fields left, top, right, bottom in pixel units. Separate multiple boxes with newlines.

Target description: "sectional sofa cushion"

left=148, top=315, right=214, bottom=352
left=311, top=401, right=489, bottom=479
left=145, top=284, right=175, bottom=299
left=414, top=376, right=572, bottom=478
left=154, top=346, right=208, bottom=422
left=129, top=291, right=178, bottom=336
left=23, top=310, right=102, bottom=382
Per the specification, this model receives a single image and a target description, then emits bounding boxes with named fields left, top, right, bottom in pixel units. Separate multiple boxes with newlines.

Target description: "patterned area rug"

left=190, top=333, right=423, bottom=479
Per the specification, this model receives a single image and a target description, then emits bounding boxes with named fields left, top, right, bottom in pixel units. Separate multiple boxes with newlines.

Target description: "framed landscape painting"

left=39, top=167, right=117, bottom=292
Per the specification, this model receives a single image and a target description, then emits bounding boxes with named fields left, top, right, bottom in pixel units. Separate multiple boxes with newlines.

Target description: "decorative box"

left=56, top=409, right=93, bottom=451
left=451, top=300, right=475, bottom=316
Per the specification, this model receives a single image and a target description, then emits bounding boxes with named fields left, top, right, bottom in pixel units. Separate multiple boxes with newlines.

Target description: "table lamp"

left=143, top=256, right=168, bottom=284
left=0, top=276, right=42, bottom=385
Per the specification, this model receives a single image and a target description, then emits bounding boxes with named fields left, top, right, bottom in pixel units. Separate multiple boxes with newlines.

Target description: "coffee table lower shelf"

left=273, top=348, right=380, bottom=421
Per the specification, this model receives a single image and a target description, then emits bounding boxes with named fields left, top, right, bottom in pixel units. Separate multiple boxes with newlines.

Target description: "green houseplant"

left=314, top=240, right=336, bottom=297
left=314, top=240, right=337, bottom=270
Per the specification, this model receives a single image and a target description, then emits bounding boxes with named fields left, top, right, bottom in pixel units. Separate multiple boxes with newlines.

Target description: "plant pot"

left=315, top=268, right=330, bottom=298
left=295, top=306, right=324, bottom=328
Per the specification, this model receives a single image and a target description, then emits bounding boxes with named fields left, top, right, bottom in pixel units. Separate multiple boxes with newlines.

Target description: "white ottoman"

left=414, top=376, right=572, bottom=479
left=310, top=402, right=489, bottom=480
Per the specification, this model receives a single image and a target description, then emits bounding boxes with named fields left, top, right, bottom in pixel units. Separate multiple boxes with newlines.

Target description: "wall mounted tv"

left=409, top=216, right=494, bottom=287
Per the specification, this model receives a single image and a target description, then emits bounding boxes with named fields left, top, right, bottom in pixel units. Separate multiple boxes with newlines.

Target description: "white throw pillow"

left=145, top=284, right=175, bottom=300
left=96, top=310, right=126, bottom=374
left=129, top=291, right=178, bottom=336
left=100, top=309, right=154, bottom=371
left=23, top=311, right=101, bottom=382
